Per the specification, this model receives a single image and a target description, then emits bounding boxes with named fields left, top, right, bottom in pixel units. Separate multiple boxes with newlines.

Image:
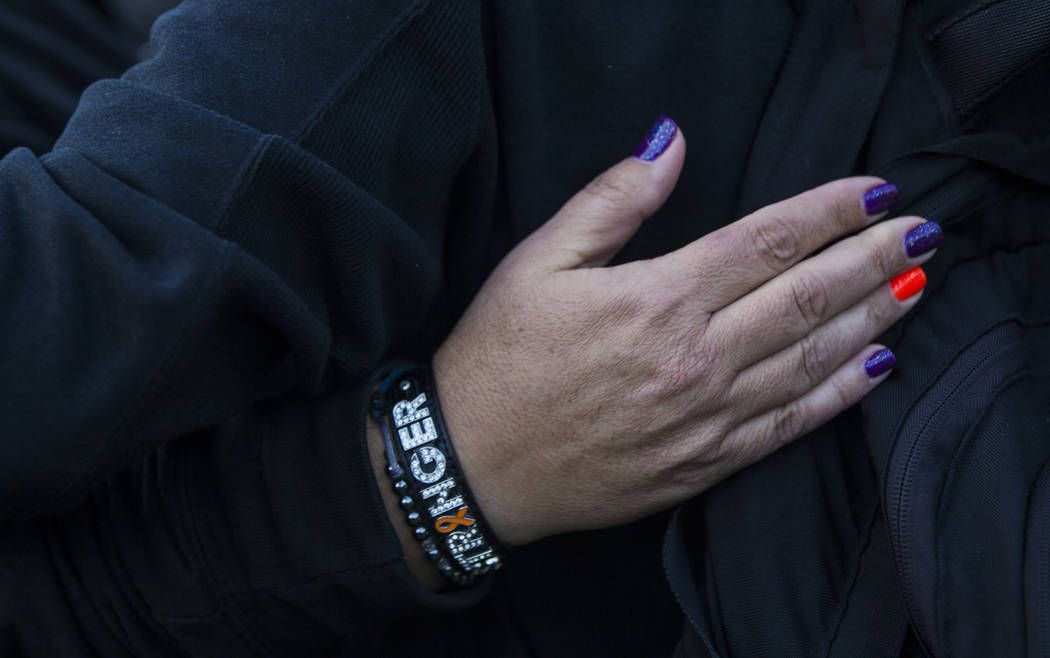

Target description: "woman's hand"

left=433, top=118, right=940, bottom=547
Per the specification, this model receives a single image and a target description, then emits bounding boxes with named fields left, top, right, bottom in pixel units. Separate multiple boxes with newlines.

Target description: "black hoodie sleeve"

left=0, top=387, right=490, bottom=656
left=0, top=0, right=492, bottom=521
left=0, top=0, right=497, bottom=653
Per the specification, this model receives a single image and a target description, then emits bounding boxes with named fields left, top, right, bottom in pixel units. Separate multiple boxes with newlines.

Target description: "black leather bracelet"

left=370, top=364, right=505, bottom=585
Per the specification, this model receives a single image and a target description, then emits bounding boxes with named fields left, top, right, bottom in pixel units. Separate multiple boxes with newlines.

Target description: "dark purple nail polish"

left=904, top=221, right=944, bottom=258
left=863, top=183, right=899, bottom=216
left=864, top=348, right=896, bottom=378
left=633, top=116, right=678, bottom=161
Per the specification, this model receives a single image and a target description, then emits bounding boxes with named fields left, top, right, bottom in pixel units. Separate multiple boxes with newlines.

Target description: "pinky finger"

left=723, top=345, right=896, bottom=465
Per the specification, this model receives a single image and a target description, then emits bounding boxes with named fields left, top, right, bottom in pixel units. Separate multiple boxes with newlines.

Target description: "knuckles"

left=797, top=331, right=834, bottom=389
left=582, top=171, right=647, bottom=223
left=826, top=193, right=861, bottom=234
left=798, top=181, right=866, bottom=234
left=863, top=294, right=890, bottom=332
left=829, top=372, right=857, bottom=410
left=585, top=171, right=638, bottom=204
left=865, top=230, right=898, bottom=280
left=771, top=402, right=806, bottom=445
left=749, top=215, right=802, bottom=271
left=632, top=289, right=723, bottom=398
left=788, top=270, right=830, bottom=326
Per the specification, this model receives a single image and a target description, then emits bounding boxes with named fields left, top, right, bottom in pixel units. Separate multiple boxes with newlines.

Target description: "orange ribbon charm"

left=435, top=507, right=475, bottom=533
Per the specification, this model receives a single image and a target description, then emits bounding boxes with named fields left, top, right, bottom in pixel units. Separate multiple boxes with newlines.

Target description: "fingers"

left=721, top=345, right=897, bottom=465
left=712, top=216, right=942, bottom=369
left=514, top=116, right=686, bottom=272
left=660, top=177, right=898, bottom=305
left=728, top=278, right=923, bottom=420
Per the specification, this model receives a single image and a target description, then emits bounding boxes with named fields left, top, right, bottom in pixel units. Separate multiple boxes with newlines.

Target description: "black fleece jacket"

left=0, top=0, right=1048, bottom=656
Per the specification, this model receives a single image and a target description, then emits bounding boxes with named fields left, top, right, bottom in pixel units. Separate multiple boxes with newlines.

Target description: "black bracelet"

left=370, top=364, right=505, bottom=585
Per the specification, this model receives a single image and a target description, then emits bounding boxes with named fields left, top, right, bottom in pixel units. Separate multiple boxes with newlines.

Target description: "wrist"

left=432, top=346, right=540, bottom=547
left=365, top=417, right=446, bottom=591
left=369, top=364, right=506, bottom=583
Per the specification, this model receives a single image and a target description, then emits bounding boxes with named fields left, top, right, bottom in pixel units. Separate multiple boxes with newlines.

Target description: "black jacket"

left=0, top=0, right=1048, bottom=655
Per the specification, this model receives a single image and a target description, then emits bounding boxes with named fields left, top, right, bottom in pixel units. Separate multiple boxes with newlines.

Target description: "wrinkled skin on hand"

left=433, top=125, right=935, bottom=547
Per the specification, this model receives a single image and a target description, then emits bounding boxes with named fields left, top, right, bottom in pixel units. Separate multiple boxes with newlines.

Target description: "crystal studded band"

left=370, top=364, right=505, bottom=585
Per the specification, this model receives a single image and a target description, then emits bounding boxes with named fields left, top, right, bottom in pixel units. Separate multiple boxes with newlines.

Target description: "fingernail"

left=633, top=116, right=678, bottom=161
left=863, top=182, right=899, bottom=216
left=864, top=348, right=896, bottom=378
left=904, top=221, right=944, bottom=258
left=891, top=266, right=926, bottom=300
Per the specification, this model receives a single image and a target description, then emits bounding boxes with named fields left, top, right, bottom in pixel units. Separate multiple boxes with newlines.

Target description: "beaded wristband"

left=370, top=364, right=505, bottom=585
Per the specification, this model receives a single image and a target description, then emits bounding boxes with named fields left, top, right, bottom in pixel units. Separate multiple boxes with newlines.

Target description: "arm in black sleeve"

left=0, top=386, right=489, bottom=657
left=0, top=0, right=497, bottom=521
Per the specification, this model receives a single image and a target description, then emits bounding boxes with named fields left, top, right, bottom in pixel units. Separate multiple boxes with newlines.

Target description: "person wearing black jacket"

left=2, top=0, right=1049, bottom=656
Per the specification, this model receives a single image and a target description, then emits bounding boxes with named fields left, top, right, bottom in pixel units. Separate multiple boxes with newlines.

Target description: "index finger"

left=660, top=177, right=898, bottom=308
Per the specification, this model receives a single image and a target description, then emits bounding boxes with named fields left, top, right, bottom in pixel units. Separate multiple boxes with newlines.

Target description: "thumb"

left=519, top=117, right=686, bottom=271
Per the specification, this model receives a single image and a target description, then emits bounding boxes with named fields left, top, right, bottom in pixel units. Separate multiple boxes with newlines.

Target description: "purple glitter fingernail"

left=904, top=221, right=944, bottom=258
left=633, top=116, right=678, bottom=161
left=864, top=348, right=896, bottom=379
left=863, top=183, right=899, bottom=216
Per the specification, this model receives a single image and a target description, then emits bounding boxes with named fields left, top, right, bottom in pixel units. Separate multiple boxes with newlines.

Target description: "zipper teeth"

left=898, top=167, right=1000, bottom=227
left=892, top=336, right=1021, bottom=651
left=910, top=186, right=970, bottom=220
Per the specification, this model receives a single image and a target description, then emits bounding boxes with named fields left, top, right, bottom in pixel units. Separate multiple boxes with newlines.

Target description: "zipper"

left=886, top=324, right=1028, bottom=655
left=904, top=167, right=1001, bottom=227
left=907, top=168, right=995, bottom=225
left=874, top=156, right=1006, bottom=228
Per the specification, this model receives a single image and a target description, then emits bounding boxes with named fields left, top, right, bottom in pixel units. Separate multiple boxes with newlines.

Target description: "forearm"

left=0, top=387, right=490, bottom=656
left=0, top=0, right=490, bottom=521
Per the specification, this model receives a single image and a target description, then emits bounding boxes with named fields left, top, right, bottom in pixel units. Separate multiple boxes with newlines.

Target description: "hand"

left=433, top=119, right=939, bottom=547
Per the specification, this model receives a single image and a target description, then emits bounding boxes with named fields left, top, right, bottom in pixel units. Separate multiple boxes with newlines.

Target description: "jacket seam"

left=288, top=0, right=433, bottom=145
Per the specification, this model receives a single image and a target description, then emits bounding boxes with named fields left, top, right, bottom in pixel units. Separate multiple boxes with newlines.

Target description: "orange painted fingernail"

left=891, top=267, right=926, bottom=300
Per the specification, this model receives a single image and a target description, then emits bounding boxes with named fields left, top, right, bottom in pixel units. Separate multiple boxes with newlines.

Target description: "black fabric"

left=925, top=0, right=1050, bottom=120
left=669, top=0, right=1050, bottom=654
left=0, top=0, right=1047, bottom=655
left=824, top=514, right=911, bottom=657
left=865, top=248, right=1050, bottom=657
left=99, top=0, right=179, bottom=41
left=735, top=0, right=905, bottom=214
left=0, top=0, right=138, bottom=154
left=0, top=1, right=686, bottom=655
